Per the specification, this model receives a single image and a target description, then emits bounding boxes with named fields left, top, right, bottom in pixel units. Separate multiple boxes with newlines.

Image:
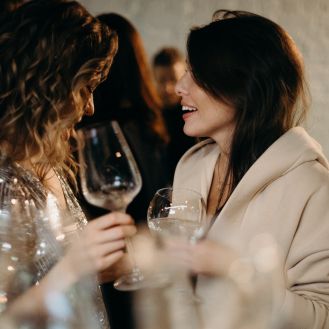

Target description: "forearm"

left=277, top=289, right=329, bottom=329
left=4, top=257, right=78, bottom=320
left=97, top=254, right=131, bottom=283
left=2, top=212, right=136, bottom=320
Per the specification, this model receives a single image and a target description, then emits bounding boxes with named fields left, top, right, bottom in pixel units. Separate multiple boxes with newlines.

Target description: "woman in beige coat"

left=169, top=10, right=329, bottom=329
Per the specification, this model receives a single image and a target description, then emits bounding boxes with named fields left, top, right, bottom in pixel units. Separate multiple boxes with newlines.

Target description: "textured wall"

left=80, top=0, right=329, bottom=156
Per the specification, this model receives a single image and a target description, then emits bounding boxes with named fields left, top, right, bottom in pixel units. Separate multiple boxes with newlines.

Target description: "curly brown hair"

left=0, top=0, right=118, bottom=183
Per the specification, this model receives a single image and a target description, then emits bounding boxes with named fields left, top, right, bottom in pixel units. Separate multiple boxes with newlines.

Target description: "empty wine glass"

left=77, top=121, right=143, bottom=291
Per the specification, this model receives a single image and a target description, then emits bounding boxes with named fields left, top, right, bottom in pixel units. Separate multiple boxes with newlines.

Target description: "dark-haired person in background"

left=153, top=47, right=185, bottom=109
left=153, top=47, right=196, bottom=177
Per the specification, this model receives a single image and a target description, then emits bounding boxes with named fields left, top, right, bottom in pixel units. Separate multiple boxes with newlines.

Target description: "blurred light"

left=0, top=292, right=8, bottom=304
left=1, top=242, right=12, bottom=251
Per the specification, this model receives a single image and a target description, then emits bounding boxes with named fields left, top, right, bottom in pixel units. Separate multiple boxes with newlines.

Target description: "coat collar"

left=174, top=127, right=329, bottom=239
left=210, top=127, right=329, bottom=236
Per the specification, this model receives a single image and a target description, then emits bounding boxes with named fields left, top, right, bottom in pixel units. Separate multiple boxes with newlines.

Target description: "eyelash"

left=87, top=85, right=95, bottom=93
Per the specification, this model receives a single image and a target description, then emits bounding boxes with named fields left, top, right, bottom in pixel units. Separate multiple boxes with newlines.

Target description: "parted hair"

left=187, top=10, right=309, bottom=204
left=0, top=0, right=117, bottom=182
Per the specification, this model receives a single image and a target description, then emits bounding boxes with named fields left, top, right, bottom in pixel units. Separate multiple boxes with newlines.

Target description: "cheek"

left=211, top=108, right=236, bottom=129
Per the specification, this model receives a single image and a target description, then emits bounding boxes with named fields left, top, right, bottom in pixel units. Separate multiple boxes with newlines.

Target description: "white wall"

left=80, top=0, right=329, bottom=156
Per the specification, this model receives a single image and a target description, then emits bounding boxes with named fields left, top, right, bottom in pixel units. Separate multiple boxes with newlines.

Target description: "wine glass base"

left=113, top=272, right=170, bottom=291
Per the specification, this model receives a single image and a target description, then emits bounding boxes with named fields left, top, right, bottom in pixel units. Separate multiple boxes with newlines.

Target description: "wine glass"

left=147, top=187, right=207, bottom=244
left=147, top=187, right=207, bottom=307
left=77, top=121, right=143, bottom=291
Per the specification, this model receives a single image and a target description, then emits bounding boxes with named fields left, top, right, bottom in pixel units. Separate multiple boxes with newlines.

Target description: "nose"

left=175, top=74, right=188, bottom=97
left=84, top=94, right=95, bottom=116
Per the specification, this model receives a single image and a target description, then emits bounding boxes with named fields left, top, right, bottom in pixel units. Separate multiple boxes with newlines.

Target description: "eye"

left=100, top=70, right=106, bottom=83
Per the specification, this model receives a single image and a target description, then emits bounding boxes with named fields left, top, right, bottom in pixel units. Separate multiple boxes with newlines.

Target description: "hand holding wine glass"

left=77, top=121, right=144, bottom=291
left=147, top=187, right=208, bottom=277
left=146, top=186, right=208, bottom=316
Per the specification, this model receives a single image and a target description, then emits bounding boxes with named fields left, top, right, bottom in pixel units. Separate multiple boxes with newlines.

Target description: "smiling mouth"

left=182, top=105, right=197, bottom=113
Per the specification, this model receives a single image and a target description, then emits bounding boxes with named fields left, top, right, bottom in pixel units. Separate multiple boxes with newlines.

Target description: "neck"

left=211, top=124, right=235, bottom=156
left=206, top=153, right=231, bottom=218
left=218, top=151, right=229, bottom=172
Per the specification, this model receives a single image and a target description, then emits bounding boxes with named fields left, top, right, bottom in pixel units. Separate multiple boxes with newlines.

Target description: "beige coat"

left=173, top=127, right=329, bottom=329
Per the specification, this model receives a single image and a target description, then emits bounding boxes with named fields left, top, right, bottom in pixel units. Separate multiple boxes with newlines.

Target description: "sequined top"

left=0, top=156, right=109, bottom=329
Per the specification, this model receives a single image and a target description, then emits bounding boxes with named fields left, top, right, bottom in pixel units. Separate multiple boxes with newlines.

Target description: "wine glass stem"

left=117, top=207, right=141, bottom=275
left=125, top=238, right=140, bottom=274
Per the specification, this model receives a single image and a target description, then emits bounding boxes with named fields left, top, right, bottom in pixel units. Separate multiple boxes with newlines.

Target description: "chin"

left=183, top=127, right=199, bottom=138
left=183, top=124, right=210, bottom=139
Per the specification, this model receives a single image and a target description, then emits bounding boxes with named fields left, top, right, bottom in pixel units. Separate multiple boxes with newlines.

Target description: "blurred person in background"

left=77, top=13, right=171, bottom=329
left=153, top=47, right=185, bottom=109
left=153, top=47, right=196, bottom=177
left=0, top=1, right=136, bottom=328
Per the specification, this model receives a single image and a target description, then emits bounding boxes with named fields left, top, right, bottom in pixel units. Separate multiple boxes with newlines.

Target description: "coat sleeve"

left=283, top=183, right=329, bottom=329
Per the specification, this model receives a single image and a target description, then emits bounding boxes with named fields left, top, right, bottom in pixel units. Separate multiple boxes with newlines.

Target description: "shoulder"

left=279, top=157, right=329, bottom=195
left=0, top=157, right=23, bottom=190
left=176, top=139, right=218, bottom=168
left=173, top=139, right=219, bottom=190
left=0, top=156, right=47, bottom=208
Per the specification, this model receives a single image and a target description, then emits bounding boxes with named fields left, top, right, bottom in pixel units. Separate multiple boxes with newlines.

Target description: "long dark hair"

left=83, top=13, right=168, bottom=143
left=187, top=10, right=309, bottom=201
left=0, top=0, right=117, bottom=182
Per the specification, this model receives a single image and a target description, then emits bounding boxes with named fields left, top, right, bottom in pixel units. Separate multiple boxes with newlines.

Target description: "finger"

left=90, top=241, right=126, bottom=270
left=164, top=239, right=192, bottom=252
left=95, top=225, right=137, bottom=243
left=101, top=250, right=125, bottom=270
left=165, top=250, right=195, bottom=271
left=121, top=224, right=137, bottom=238
left=89, top=213, right=135, bottom=230
left=166, top=247, right=194, bottom=264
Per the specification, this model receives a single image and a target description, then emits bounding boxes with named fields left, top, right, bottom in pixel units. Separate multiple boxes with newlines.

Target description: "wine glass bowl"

left=147, top=187, right=206, bottom=243
left=78, top=121, right=141, bottom=212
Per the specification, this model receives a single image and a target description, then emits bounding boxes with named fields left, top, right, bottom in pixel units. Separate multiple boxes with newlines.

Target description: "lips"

left=182, top=105, right=197, bottom=112
left=182, top=105, right=197, bottom=121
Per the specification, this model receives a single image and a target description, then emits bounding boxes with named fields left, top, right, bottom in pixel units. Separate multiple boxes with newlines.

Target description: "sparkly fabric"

left=56, top=169, right=110, bottom=329
left=0, top=156, right=109, bottom=329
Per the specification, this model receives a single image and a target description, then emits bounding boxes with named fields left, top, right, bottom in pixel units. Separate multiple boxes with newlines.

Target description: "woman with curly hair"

left=0, top=1, right=135, bottom=328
